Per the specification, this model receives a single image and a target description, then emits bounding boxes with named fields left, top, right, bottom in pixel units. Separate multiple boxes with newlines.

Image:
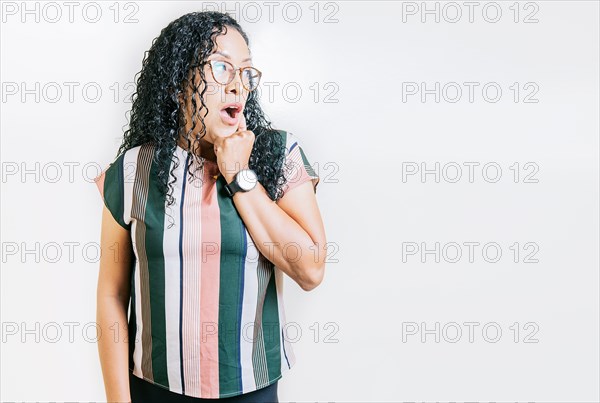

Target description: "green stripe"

left=279, top=130, right=289, bottom=157
left=144, top=148, right=169, bottom=387
left=299, top=146, right=317, bottom=178
left=261, top=267, right=281, bottom=383
left=216, top=177, right=245, bottom=395
left=128, top=260, right=137, bottom=371
left=102, top=154, right=128, bottom=229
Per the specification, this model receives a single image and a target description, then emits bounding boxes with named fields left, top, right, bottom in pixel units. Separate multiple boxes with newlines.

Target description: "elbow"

left=298, top=263, right=325, bottom=292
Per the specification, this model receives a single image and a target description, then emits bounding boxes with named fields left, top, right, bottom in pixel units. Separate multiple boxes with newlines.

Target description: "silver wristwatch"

left=224, top=169, right=258, bottom=197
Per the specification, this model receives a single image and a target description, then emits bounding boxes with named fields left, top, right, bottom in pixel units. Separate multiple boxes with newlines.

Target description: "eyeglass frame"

left=203, top=59, right=262, bottom=92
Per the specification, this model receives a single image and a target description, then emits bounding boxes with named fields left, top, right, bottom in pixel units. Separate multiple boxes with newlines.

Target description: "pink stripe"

left=200, top=161, right=221, bottom=398
left=284, top=146, right=312, bottom=195
left=182, top=164, right=203, bottom=396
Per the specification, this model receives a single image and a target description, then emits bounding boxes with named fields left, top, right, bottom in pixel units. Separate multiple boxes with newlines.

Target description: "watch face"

left=237, top=169, right=258, bottom=191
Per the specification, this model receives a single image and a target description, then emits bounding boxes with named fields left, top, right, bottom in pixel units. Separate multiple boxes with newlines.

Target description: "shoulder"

left=94, top=143, right=151, bottom=183
left=272, top=129, right=305, bottom=154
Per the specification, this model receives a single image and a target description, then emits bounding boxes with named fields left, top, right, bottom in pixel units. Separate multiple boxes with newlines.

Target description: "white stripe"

left=240, top=228, right=259, bottom=393
left=125, top=147, right=143, bottom=378
left=163, top=147, right=185, bottom=393
left=183, top=157, right=203, bottom=396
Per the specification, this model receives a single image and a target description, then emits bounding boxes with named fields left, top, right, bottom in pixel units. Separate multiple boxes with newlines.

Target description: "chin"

left=203, top=128, right=223, bottom=143
left=216, top=126, right=238, bottom=137
left=206, top=119, right=238, bottom=139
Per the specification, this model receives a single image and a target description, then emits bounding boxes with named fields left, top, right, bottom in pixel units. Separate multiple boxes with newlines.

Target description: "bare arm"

left=96, top=203, right=134, bottom=402
left=230, top=178, right=327, bottom=292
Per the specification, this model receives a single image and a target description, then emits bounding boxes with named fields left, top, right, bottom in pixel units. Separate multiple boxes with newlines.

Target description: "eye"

left=212, top=61, right=228, bottom=73
left=242, top=68, right=260, bottom=89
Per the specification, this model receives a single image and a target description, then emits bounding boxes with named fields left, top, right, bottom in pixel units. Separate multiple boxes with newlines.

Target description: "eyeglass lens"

left=211, top=61, right=260, bottom=91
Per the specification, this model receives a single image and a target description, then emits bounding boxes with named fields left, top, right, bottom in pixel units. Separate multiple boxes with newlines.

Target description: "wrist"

left=223, top=168, right=258, bottom=197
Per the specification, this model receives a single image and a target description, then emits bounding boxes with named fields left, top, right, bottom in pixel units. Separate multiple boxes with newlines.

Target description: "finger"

left=238, top=112, right=247, bottom=132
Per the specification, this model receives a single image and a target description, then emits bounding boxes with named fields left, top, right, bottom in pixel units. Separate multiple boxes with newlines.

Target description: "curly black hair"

left=114, top=11, right=289, bottom=227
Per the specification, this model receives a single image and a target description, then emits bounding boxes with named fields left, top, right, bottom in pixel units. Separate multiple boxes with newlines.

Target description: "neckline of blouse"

left=176, top=144, right=218, bottom=166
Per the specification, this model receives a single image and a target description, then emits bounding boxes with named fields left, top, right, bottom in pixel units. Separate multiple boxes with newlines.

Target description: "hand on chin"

left=215, top=121, right=243, bottom=139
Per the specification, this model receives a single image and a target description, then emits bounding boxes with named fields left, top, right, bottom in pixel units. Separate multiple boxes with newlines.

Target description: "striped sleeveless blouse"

left=94, top=130, right=319, bottom=399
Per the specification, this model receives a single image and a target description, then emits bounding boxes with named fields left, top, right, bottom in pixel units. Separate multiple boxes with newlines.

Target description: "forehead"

left=212, top=28, right=251, bottom=63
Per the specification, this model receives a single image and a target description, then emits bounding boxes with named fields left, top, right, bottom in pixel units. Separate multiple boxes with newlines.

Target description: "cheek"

left=203, top=93, right=223, bottom=119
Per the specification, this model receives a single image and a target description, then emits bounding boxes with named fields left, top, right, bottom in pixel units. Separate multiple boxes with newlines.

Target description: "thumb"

left=238, top=111, right=247, bottom=132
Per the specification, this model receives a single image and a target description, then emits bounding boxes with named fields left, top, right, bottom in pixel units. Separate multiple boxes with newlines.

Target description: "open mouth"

left=219, top=102, right=243, bottom=126
left=221, top=103, right=242, bottom=119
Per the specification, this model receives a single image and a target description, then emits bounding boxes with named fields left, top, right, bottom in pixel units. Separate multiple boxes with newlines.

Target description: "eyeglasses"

left=205, top=59, right=262, bottom=92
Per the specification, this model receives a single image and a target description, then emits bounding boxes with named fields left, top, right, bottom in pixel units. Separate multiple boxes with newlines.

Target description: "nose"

left=225, top=69, right=244, bottom=97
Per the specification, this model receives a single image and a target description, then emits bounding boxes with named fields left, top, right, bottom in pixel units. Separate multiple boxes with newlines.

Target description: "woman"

left=94, top=11, right=326, bottom=403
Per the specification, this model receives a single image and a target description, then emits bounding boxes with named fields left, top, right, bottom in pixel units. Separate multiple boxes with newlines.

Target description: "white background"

left=1, top=1, right=598, bottom=402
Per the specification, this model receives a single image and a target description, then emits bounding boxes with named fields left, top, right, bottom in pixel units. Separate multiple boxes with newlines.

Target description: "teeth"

left=222, top=105, right=240, bottom=118
left=224, top=106, right=236, bottom=118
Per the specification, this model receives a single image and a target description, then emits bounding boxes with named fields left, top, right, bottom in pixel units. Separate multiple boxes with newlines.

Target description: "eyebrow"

left=212, top=51, right=252, bottom=63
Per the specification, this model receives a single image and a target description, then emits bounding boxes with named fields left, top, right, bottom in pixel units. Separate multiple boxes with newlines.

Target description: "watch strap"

left=224, top=179, right=243, bottom=197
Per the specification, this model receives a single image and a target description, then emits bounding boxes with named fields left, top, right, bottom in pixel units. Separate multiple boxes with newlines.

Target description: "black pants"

left=129, top=371, right=279, bottom=403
